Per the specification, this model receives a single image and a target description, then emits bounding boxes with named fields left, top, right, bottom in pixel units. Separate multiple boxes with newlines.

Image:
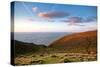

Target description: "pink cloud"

left=38, top=11, right=69, bottom=18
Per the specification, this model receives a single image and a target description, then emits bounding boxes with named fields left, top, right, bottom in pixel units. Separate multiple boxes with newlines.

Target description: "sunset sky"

left=12, top=1, right=97, bottom=32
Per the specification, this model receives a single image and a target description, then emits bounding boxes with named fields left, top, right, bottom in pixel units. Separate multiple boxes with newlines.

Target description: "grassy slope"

left=49, top=30, right=97, bottom=53
left=13, top=40, right=46, bottom=56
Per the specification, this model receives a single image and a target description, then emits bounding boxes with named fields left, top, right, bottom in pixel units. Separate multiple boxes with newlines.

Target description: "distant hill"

left=49, top=30, right=97, bottom=53
left=12, top=40, right=46, bottom=56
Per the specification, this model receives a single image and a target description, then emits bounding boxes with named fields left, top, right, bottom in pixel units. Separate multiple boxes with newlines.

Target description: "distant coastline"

left=14, top=32, right=72, bottom=46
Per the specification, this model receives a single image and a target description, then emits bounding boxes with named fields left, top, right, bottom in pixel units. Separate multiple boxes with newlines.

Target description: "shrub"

left=64, top=58, right=73, bottom=63
left=30, top=60, right=44, bottom=64
left=40, top=54, right=44, bottom=57
left=51, top=55, right=58, bottom=57
left=32, top=55, right=36, bottom=57
left=64, top=54, right=68, bottom=56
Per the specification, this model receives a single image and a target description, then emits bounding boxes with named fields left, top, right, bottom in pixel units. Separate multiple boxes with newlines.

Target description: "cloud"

left=61, top=16, right=97, bottom=23
left=85, top=16, right=97, bottom=22
left=32, top=7, right=38, bottom=12
left=60, top=16, right=83, bottom=26
left=28, top=18, right=56, bottom=22
left=38, top=11, right=69, bottom=18
left=67, top=17, right=82, bottom=23
left=59, top=16, right=97, bottom=27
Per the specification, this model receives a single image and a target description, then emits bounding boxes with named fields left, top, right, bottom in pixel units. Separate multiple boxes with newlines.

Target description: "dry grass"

left=14, top=52, right=97, bottom=65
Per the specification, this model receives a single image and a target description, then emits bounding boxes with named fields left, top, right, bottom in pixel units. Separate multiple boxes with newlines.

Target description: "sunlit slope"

left=49, top=30, right=97, bottom=53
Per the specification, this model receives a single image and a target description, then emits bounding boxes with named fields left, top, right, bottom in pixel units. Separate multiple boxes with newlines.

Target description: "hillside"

left=12, top=40, right=46, bottom=56
left=49, top=30, right=97, bottom=53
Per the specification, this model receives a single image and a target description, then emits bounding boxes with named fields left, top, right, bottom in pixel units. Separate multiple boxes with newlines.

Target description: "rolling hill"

left=11, top=40, right=46, bottom=56
left=49, top=30, right=97, bottom=53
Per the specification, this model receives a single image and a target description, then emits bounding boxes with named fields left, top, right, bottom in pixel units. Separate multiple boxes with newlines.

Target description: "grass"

left=14, top=52, right=97, bottom=65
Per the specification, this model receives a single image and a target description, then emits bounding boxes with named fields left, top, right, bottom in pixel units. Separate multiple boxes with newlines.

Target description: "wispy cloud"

left=59, top=16, right=97, bottom=26
left=61, top=16, right=97, bottom=23
left=60, top=16, right=83, bottom=25
left=67, top=17, right=82, bottom=23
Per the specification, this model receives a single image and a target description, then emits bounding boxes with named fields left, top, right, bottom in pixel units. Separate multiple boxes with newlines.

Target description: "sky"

left=12, top=1, right=97, bottom=32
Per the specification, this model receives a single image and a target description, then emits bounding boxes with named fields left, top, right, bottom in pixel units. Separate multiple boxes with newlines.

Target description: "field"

left=15, top=52, right=97, bottom=65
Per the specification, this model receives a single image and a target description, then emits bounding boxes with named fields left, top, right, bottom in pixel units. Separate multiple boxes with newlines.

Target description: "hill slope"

left=49, top=30, right=97, bottom=53
left=12, top=40, right=46, bottom=56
